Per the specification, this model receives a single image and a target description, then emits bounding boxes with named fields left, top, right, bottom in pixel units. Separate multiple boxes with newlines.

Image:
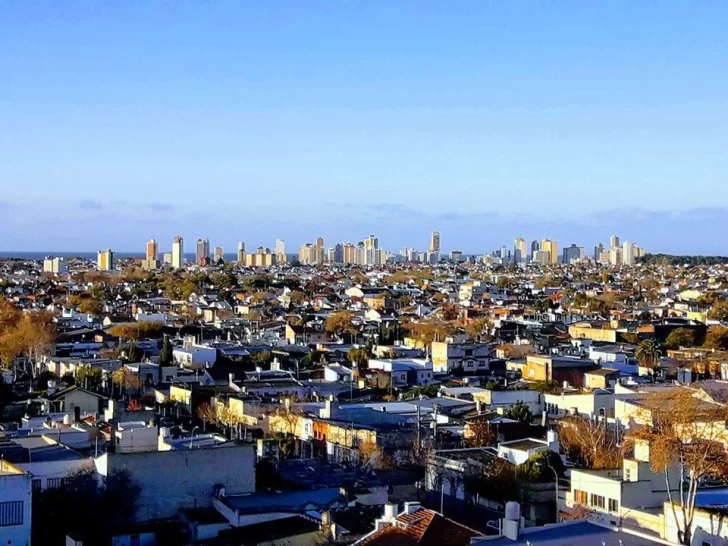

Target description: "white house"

left=497, top=430, right=559, bottom=465
left=367, top=358, right=434, bottom=386
left=0, top=459, right=32, bottom=545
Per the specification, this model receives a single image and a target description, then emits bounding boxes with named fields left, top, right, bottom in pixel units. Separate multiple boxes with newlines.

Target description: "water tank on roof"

left=62, top=414, right=71, bottom=425
left=505, top=501, right=520, bottom=521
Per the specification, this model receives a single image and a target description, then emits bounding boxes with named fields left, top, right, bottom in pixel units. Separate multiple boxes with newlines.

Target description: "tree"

left=158, top=335, right=173, bottom=366
left=704, top=325, right=728, bottom=350
left=463, top=317, right=491, bottom=341
left=112, top=366, right=142, bottom=392
left=325, top=311, right=357, bottom=340
left=520, top=450, right=565, bottom=482
left=631, top=390, right=728, bottom=545
left=665, top=328, right=697, bottom=350
left=559, top=416, right=623, bottom=469
left=504, top=401, right=533, bottom=424
left=251, top=350, right=272, bottom=368
left=708, top=300, right=728, bottom=321
left=76, top=366, right=103, bottom=390
left=636, top=338, right=663, bottom=374
left=126, top=340, right=141, bottom=363
left=347, top=347, right=369, bottom=370
left=464, top=419, right=496, bottom=447
left=78, top=298, right=103, bottom=315
left=0, top=307, right=56, bottom=379
left=109, top=321, right=164, bottom=341
left=197, top=402, right=218, bottom=431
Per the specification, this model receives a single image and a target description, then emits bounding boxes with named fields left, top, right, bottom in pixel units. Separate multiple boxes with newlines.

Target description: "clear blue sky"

left=2, top=1, right=727, bottom=254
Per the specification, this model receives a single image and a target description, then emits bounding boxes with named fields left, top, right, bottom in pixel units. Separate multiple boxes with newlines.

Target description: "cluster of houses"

left=2, top=255, right=728, bottom=544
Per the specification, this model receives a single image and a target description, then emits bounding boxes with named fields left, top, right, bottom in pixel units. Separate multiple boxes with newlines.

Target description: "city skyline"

left=2, top=3, right=727, bottom=255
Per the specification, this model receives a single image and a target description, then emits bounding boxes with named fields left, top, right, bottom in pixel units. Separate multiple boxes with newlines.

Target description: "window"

left=609, top=499, right=619, bottom=513
left=32, top=479, right=41, bottom=492
left=590, top=494, right=605, bottom=509
left=625, top=468, right=631, bottom=481
left=574, top=490, right=588, bottom=505
left=47, top=477, right=63, bottom=489
left=0, top=501, right=23, bottom=527
left=528, top=368, right=535, bottom=377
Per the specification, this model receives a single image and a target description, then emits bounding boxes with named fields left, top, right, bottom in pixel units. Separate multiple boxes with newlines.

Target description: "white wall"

left=0, top=470, right=32, bottom=546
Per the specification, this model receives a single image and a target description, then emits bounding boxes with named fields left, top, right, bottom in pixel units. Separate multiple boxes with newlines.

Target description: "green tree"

left=665, top=328, right=697, bottom=350
left=636, top=338, right=663, bottom=374
left=126, top=340, right=141, bottom=363
left=159, top=335, right=173, bottom=366
left=347, top=347, right=370, bottom=370
left=76, top=366, right=103, bottom=390
left=521, top=450, right=565, bottom=483
left=704, top=326, right=728, bottom=350
left=504, top=400, right=533, bottom=424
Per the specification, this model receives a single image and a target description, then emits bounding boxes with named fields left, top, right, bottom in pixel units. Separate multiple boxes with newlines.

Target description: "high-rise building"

left=43, top=256, right=67, bottom=274
left=97, top=249, right=114, bottom=271
left=196, top=238, right=210, bottom=264
left=610, top=235, right=620, bottom=250
left=622, top=241, right=636, bottom=266
left=429, top=231, right=440, bottom=253
left=237, top=242, right=246, bottom=264
left=514, top=237, right=527, bottom=263
left=327, top=248, right=335, bottom=263
left=298, top=243, right=324, bottom=265
left=172, top=236, right=184, bottom=269
left=245, top=247, right=276, bottom=267
left=541, top=239, right=558, bottom=264
left=530, top=240, right=540, bottom=260
left=343, top=243, right=356, bottom=264
left=609, top=247, right=622, bottom=266
left=316, top=237, right=324, bottom=249
left=214, top=247, right=224, bottom=262
left=146, top=239, right=158, bottom=261
left=334, top=243, right=344, bottom=263
left=562, top=244, right=583, bottom=264
left=364, top=235, right=379, bottom=265
left=275, top=239, right=287, bottom=264
left=594, top=242, right=604, bottom=260
left=533, top=250, right=550, bottom=265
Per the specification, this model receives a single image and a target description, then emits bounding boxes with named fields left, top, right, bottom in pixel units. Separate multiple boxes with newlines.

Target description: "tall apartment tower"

left=622, top=241, right=636, bottom=266
left=146, top=239, right=158, bottom=261
left=97, top=249, right=114, bottom=271
left=364, top=235, right=379, bottom=265
left=316, top=237, right=324, bottom=249
left=237, top=242, right=246, bottom=264
left=196, top=238, right=210, bottom=264
left=541, top=239, right=559, bottom=264
left=429, top=231, right=440, bottom=253
left=214, top=247, right=224, bottom=262
left=514, top=237, right=527, bottom=262
left=172, top=236, right=184, bottom=269
left=610, top=235, right=620, bottom=250
left=275, top=239, right=287, bottom=263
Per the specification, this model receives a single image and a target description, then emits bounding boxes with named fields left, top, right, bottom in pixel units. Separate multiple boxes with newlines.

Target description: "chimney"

left=383, top=503, right=397, bottom=521
left=502, top=501, right=521, bottom=541
left=404, top=501, right=421, bottom=515
left=476, top=400, right=482, bottom=415
left=547, top=430, right=559, bottom=452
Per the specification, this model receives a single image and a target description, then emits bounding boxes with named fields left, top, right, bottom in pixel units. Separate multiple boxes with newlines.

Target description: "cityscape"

left=3, top=2, right=728, bottom=546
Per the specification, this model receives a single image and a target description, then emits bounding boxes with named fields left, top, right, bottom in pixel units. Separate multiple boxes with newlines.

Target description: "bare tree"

left=631, top=390, right=728, bottom=545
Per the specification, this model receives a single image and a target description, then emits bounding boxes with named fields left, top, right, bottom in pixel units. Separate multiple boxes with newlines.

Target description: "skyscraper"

left=429, top=231, right=440, bottom=253
left=622, top=241, right=636, bottom=266
left=275, top=239, right=287, bottom=263
left=541, top=239, right=559, bottom=264
left=146, top=239, right=158, bottom=261
left=172, top=236, right=184, bottom=269
left=97, top=249, right=114, bottom=271
left=364, top=235, right=379, bottom=265
left=514, top=237, right=527, bottom=263
left=237, top=242, right=246, bottom=264
left=334, top=243, right=344, bottom=263
left=196, top=238, right=210, bottom=264
left=316, top=237, right=324, bottom=249
left=610, top=235, right=620, bottom=250
left=594, top=242, right=604, bottom=260
left=214, top=247, right=224, bottom=262
left=530, top=240, right=540, bottom=261
left=562, top=244, right=583, bottom=264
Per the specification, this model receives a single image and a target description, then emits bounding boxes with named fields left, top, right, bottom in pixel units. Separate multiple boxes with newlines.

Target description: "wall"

left=97, top=444, right=256, bottom=523
left=0, top=461, right=32, bottom=546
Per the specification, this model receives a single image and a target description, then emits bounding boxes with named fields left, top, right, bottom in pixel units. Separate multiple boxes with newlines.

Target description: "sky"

left=1, top=1, right=727, bottom=255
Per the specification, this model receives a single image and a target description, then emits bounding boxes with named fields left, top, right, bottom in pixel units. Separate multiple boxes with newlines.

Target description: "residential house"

left=431, top=341, right=491, bottom=373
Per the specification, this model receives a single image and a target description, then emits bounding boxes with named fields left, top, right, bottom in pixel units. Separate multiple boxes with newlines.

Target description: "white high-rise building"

left=610, top=235, right=620, bottom=250
left=514, top=237, right=527, bottom=263
left=622, top=241, right=636, bottom=266
left=172, top=236, right=184, bottom=269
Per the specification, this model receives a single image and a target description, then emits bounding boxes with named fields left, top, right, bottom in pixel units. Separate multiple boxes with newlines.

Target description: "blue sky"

left=1, top=1, right=727, bottom=254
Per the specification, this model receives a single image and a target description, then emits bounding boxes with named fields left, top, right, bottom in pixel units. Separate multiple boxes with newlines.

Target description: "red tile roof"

left=359, top=508, right=481, bottom=546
